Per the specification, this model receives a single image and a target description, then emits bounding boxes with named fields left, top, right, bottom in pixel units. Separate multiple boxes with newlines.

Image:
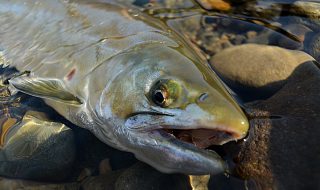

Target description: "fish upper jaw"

left=125, top=103, right=249, bottom=148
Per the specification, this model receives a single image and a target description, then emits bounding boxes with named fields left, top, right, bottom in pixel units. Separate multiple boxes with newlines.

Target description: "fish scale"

left=0, top=1, right=171, bottom=76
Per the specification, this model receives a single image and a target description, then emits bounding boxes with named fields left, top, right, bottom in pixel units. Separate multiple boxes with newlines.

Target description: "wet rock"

left=81, top=171, right=123, bottom=190
left=230, top=61, right=320, bottom=189
left=210, top=44, right=314, bottom=100
left=132, top=0, right=194, bottom=9
left=231, top=35, right=246, bottom=45
left=77, top=168, right=93, bottom=182
left=196, top=0, right=231, bottom=11
left=193, top=22, right=239, bottom=55
left=220, top=18, right=263, bottom=34
left=277, top=24, right=311, bottom=49
left=245, top=31, right=257, bottom=39
left=242, top=1, right=282, bottom=19
left=174, top=15, right=201, bottom=39
left=305, top=32, right=320, bottom=62
left=132, top=0, right=148, bottom=6
left=160, top=0, right=194, bottom=9
left=245, top=30, right=273, bottom=45
left=282, top=24, right=311, bottom=43
left=115, top=162, right=191, bottom=190
left=207, top=174, right=247, bottom=190
left=290, top=1, right=320, bottom=26
left=0, top=177, right=79, bottom=190
left=71, top=127, right=136, bottom=178
left=99, top=159, right=112, bottom=175
left=189, top=175, right=210, bottom=190
left=0, top=111, right=76, bottom=181
left=284, top=1, right=320, bottom=34
left=200, top=32, right=234, bottom=55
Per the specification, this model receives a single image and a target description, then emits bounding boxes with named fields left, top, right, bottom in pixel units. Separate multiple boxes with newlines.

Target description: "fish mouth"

left=124, top=113, right=247, bottom=174
left=160, top=126, right=240, bottom=149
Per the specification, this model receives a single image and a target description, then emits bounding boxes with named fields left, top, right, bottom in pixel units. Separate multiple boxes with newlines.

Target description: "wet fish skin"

left=0, top=0, right=248, bottom=175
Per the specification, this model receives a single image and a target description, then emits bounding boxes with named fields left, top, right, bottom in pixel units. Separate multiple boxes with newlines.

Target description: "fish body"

left=0, top=0, right=248, bottom=175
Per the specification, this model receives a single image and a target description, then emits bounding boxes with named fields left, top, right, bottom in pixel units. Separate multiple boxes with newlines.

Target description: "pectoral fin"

left=8, top=76, right=82, bottom=105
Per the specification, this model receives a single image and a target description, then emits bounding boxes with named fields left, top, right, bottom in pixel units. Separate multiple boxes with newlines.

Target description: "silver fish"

left=0, top=0, right=248, bottom=175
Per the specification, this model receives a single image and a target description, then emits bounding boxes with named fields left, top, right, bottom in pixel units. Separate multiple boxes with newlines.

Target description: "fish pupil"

left=153, top=90, right=165, bottom=105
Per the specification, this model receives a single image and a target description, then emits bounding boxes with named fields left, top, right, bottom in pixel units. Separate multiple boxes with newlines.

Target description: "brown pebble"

left=77, top=168, right=92, bottom=182
left=246, top=31, right=257, bottom=39
left=196, top=0, right=231, bottom=11
left=210, top=44, right=314, bottom=90
left=99, top=159, right=112, bottom=175
left=189, top=175, right=210, bottom=190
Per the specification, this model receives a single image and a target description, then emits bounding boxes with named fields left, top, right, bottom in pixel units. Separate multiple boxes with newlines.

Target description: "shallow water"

left=130, top=0, right=320, bottom=101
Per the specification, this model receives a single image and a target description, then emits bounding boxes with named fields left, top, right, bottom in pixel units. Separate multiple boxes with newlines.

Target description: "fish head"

left=95, top=44, right=249, bottom=175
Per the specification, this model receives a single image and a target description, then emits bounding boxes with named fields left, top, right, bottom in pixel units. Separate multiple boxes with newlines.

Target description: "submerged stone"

left=229, top=61, right=320, bottom=189
left=210, top=44, right=314, bottom=100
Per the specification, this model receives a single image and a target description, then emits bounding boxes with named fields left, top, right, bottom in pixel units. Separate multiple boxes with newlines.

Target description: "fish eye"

left=152, top=89, right=167, bottom=106
left=150, top=80, right=169, bottom=107
left=149, top=79, right=183, bottom=108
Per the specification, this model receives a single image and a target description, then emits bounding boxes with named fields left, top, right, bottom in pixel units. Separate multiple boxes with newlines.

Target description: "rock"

left=286, top=1, right=320, bottom=33
left=228, top=61, right=320, bottom=189
left=195, top=0, right=231, bottom=11
left=245, top=31, right=257, bottom=39
left=77, top=168, right=93, bottom=182
left=239, top=1, right=282, bottom=19
left=291, top=1, right=320, bottom=24
left=81, top=171, right=123, bottom=190
left=305, top=32, right=320, bottom=62
left=282, top=24, right=312, bottom=43
left=245, top=30, right=273, bottom=45
left=0, top=111, right=76, bottom=181
left=189, top=175, right=210, bottom=190
left=210, top=44, right=314, bottom=101
left=231, top=35, right=246, bottom=45
left=208, top=174, right=247, bottom=190
left=0, top=177, right=79, bottom=190
left=99, top=159, right=112, bottom=175
left=115, top=162, right=191, bottom=190
left=132, top=0, right=194, bottom=9
left=277, top=24, right=311, bottom=49
left=71, top=126, right=136, bottom=177
left=161, top=0, right=194, bottom=9
left=132, top=0, right=149, bottom=6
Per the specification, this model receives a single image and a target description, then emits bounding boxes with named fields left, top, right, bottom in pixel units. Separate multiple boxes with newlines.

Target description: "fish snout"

left=194, top=91, right=249, bottom=144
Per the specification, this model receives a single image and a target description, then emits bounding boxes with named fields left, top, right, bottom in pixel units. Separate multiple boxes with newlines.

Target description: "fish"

left=0, top=0, right=249, bottom=175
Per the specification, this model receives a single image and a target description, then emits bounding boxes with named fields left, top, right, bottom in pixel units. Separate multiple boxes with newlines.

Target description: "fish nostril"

left=198, top=93, right=209, bottom=102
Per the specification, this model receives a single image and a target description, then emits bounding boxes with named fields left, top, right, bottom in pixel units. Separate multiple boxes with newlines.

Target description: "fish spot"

left=66, top=68, right=76, bottom=81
